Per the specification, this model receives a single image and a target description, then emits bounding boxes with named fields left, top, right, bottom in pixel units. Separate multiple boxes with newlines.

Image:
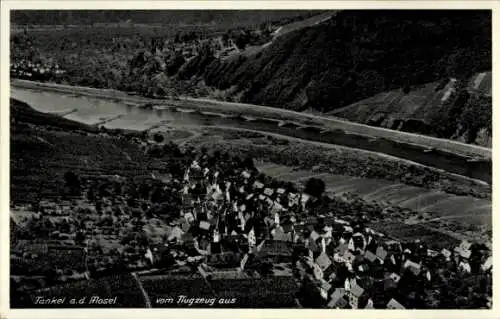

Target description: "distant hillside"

left=11, top=10, right=323, bottom=28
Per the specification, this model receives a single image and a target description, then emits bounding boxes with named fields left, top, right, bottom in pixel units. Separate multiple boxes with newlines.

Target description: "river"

left=10, top=86, right=492, bottom=184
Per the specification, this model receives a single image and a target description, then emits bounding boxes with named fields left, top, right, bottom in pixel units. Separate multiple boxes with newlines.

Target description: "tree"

left=75, top=230, right=86, bottom=246
left=64, top=171, right=80, bottom=188
left=304, top=177, right=326, bottom=198
left=64, top=171, right=81, bottom=196
left=153, top=133, right=164, bottom=143
left=243, top=156, right=256, bottom=171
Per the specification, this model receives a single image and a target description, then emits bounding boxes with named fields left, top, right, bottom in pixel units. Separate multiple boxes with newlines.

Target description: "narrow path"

left=131, top=272, right=152, bottom=308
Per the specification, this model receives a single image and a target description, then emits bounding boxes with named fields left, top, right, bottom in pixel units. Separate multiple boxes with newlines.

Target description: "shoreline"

left=11, top=79, right=491, bottom=161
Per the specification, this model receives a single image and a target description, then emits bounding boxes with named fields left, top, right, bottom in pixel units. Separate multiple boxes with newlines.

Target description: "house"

left=457, top=248, right=472, bottom=260
left=319, top=279, right=332, bottom=300
left=375, top=245, right=388, bottom=263
left=327, top=288, right=349, bottom=309
left=441, top=248, right=452, bottom=260
left=315, top=252, right=333, bottom=273
left=309, top=230, right=320, bottom=242
left=403, top=259, right=422, bottom=276
left=481, top=256, right=492, bottom=272
left=348, top=283, right=365, bottom=309
left=458, top=260, right=472, bottom=274
left=199, top=220, right=211, bottom=231
left=459, top=240, right=472, bottom=252
left=387, top=298, right=405, bottom=309
left=253, top=181, right=264, bottom=189
left=364, top=250, right=379, bottom=264
left=241, top=170, right=251, bottom=179
left=263, top=188, right=274, bottom=196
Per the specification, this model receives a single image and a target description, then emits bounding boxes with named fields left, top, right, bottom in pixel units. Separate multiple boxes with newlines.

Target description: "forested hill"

left=200, top=10, right=491, bottom=112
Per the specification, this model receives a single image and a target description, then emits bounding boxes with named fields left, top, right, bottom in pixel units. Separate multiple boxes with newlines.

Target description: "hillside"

left=11, top=98, right=98, bottom=133
left=11, top=10, right=323, bottom=29
left=328, top=73, right=492, bottom=146
left=10, top=10, right=492, bottom=146
left=201, top=10, right=491, bottom=109
left=10, top=99, right=168, bottom=203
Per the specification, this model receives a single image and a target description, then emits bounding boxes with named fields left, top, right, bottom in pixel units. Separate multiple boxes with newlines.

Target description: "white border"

left=1, top=1, right=498, bottom=319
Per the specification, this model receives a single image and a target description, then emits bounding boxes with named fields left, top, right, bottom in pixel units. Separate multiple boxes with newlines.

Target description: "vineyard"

left=10, top=120, right=167, bottom=203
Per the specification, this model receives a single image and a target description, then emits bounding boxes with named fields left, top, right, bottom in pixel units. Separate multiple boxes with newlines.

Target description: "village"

left=10, top=134, right=493, bottom=309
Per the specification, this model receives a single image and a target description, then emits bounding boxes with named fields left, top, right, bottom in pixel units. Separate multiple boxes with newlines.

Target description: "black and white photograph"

left=2, top=2, right=495, bottom=314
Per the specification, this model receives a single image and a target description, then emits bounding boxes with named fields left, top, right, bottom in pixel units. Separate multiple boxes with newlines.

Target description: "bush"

left=153, top=133, right=164, bottom=143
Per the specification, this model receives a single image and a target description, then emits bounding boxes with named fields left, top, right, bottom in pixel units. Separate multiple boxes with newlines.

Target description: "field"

left=328, top=81, right=444, bottom=123
left=367, top=221, right=460, bottom=251
left=10, top=121, right=165, bottom=202
left=258, top=163, right=491, bottom=228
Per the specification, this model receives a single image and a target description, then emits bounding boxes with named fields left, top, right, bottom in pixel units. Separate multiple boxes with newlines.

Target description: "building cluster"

left=10, top=60, right=66, bottom=81
left=11, top=143, right=492, bottom=308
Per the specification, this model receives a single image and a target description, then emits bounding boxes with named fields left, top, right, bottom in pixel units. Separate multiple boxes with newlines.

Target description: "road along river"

left=11, top=84, right=491, bottom=185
